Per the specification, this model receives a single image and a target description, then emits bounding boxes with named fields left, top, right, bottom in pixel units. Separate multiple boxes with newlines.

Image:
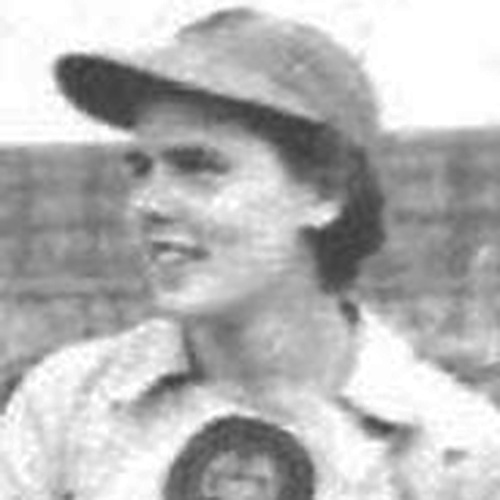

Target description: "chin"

left=151, top=283, right=259, bottom=324
left=152, top=286, right=226, bottom=320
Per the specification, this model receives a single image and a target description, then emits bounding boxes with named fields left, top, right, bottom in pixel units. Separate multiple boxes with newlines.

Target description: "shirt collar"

left=102, top=318, right=191, bottom=405
left=103, top=310, right=426, bottom=428
left=342, top=310, right=500, bottom=446
left=339, top=309, right=423, bottom=425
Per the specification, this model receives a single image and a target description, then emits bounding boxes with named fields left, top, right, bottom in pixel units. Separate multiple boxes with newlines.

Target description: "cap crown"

left=57, top=8, right=379, bottom=149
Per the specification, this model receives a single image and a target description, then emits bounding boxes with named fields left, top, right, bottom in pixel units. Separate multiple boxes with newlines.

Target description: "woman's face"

left=126, top=100, right=336, bottom=320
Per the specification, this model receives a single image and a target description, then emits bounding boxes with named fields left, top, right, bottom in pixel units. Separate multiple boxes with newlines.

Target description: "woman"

left=2, top=8, right=500, bottom=500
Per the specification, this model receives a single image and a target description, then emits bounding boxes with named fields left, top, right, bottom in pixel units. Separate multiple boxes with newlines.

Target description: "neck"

left=182, top=275, right=356, bottom=399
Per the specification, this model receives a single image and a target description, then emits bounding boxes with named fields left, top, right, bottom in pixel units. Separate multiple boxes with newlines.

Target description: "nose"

left=129, top=164, right=183, bottom=223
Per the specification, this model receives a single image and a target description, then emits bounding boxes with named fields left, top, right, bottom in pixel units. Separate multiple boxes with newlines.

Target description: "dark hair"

left=237, top=105, right=387, bottom=292
left=136, top=88, right=386, bottom=290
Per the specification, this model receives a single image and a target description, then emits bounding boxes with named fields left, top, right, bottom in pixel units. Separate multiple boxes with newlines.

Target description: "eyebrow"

left=164, top=144, right=223, bottom=160
left=125, top=142, right=219, bottom=158
left=123, top=144, right=230, bottom=176
left=167, top=145, right=231, bottom=174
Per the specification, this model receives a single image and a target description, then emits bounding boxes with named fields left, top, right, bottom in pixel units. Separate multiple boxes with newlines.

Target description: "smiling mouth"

left=147, top=240, right=208, bottom=263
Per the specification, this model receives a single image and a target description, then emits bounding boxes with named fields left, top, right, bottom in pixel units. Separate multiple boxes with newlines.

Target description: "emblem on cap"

left=165, top=416, right=315, bottom=500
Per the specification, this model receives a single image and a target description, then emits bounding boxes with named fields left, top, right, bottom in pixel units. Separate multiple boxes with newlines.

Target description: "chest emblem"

left=165, top=416, right=315, bottom=500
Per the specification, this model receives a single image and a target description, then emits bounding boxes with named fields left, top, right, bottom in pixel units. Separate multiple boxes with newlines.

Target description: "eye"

left=122, top=150, right=153, bottom=179
left=166, top=147, right=230, bottom=177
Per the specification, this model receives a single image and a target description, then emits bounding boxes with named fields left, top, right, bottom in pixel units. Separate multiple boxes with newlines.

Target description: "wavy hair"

left=239, top=106, right=387, bottom=291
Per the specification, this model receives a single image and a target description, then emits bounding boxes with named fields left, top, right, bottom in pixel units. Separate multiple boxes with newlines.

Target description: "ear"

left=305, top=199, right=343, bottom=230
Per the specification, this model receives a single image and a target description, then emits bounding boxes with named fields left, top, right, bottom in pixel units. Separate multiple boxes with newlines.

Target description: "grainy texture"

left=1, top=128, right=500, bottom=406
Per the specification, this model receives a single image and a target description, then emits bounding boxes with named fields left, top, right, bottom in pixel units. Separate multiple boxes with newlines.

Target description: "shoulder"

left=351, top=308, right=500, bottom=440
left=351, top=309, right=500, bottom=496
left=3, top=330, right=124, bottom=422
left=0, top=318, right=186, bottom=498
left=3, top=318, right=176, bottom=418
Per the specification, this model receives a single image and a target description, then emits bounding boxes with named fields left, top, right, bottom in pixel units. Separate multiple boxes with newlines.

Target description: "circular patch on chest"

left=165, top=416, right=315, bottom=500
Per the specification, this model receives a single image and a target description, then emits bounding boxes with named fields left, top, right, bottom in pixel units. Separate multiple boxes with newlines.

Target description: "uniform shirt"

left=1, top=309, right=500, bottom=500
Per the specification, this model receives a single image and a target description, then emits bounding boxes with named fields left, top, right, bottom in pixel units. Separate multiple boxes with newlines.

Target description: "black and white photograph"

left=2, top=0, right=500, bottom=498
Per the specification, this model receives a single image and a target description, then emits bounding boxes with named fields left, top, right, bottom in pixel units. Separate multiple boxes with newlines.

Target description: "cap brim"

left=56, top=52, right=325, bottom=134
left=56, top=54, right=194, bottom=130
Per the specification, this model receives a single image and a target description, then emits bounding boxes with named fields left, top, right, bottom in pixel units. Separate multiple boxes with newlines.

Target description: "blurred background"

left=2, top=0, right=500, bottom=406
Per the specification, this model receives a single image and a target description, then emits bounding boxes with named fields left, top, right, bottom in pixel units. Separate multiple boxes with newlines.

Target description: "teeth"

left=153, top=241, right=188, bottom=251
left=149, top=239, right=205, bottom=260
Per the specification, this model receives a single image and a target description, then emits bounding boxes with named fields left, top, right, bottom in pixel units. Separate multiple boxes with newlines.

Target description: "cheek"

left=207, top=186, right=302, bottom=254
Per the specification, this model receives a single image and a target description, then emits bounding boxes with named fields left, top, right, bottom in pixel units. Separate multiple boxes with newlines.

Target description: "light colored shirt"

left=1, top=309, right=500, bottom=499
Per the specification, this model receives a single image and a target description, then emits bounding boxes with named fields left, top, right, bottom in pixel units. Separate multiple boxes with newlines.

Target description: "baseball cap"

left=55, top=8, right=379, bottom=150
